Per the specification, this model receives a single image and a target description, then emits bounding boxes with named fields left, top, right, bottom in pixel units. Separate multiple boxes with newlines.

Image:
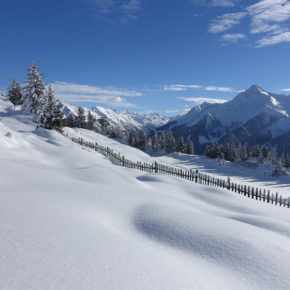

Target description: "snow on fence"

left=69, top=136, right=290, bottom=209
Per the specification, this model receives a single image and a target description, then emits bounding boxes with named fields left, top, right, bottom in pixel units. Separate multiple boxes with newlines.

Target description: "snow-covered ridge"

left=60, top=102, right=171, bottom=132
left=159, top=85, right=290, bottom=154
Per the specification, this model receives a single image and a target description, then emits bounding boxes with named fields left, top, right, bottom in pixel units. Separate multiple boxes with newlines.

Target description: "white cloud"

left=256, top=31, right=290, bottom=47
left=221, top=33, right=246, bottom=43
left=51, top=81, right=140, bottom=107
left=205, top=86, right=234, bottom=92
left=191, top=0, right=237, bottom=7
left=281, top=88, right=290, bottom=92
left=209, top=12, right=247, bottom=33
left=209, top=0, right=236, bottom=7
left=179, top=97, right=228, bottom=104
left=164, top=84, right=203, bottom=91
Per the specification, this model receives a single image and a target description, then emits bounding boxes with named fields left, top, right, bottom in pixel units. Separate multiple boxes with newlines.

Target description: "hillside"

left=1, top=98, right=290, bottom=289
left=159, top=85, right=290, bottom=154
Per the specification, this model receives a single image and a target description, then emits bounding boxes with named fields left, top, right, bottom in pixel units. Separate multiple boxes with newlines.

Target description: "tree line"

left=6, top=62, right=195, bottom=156
left=204, top=142, right=290, bottom=176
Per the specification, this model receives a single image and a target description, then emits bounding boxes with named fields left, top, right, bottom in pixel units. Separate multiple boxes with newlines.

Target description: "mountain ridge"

left=158, top=85, right=290, bottom=155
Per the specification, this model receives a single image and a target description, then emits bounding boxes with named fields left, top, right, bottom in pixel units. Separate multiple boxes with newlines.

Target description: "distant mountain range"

left=158, top=85, right=290, bottom=155
left=59, top=102, right=171, bottom=132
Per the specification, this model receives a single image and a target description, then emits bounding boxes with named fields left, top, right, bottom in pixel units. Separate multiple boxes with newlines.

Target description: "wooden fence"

left=69, top=136, right=290, bottom=209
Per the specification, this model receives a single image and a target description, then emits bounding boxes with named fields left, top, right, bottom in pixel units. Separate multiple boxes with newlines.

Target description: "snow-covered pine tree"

left=40, top=85, right=64, bottom=131
left=40, top=85, right=55, bottom=129
left=159, top=131, right=166, bottom=150
left=151, top=131, right=160, bottom=152
left=285, top=154, right=290, bottom=169
left=228, top=143, right=237, bottom=162
left=165, top=131, right=176, bottom=153
left=187, top=140, right=194, bottom=155
left=76, top=106, right=86, bottom=128
left=98, top=117, right=110, bottom=135
left=137, top=130, right=148, bottom=151
left=65, top=113, right=75, bottom=127
left=7, top=77, right=23, bottom=109
left=87, top=111, right=96, bottom=130
left=22, top=62, right=46, bottom=114
left=177, top=136, right=187, bottom=153
left=262, top=146, right=270, bottom=160
left=272, top=160, right=287, bottom=177
left=128, top=129, right=137, bottom=147
left=204, top=145, right=210, bottom=157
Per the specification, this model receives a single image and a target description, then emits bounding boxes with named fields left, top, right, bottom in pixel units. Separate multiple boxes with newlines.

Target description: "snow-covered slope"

left=1, top=99, right=290, bottom=290
left=159, top=85, right=290, bottom=154
left=60, top=102, right=170, bottom=132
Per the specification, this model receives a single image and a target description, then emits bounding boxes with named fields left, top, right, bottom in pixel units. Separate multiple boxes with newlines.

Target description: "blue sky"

left=1, top=0, right=290, bottom=115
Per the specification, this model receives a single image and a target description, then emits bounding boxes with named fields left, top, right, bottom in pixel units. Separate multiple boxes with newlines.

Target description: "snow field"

left=0, top=99, right=290, bottom=290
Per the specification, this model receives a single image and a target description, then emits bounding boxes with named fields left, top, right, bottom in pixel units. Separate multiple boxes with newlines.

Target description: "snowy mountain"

left=158, top=85, right=290, bottom=154
left=60, top=102, right=170, bottom=132
left=1, top=97, right=290, bottom=290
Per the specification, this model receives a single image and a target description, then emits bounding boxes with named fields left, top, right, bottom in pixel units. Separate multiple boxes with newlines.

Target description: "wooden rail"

left=68, top=136, right=290, bottom=209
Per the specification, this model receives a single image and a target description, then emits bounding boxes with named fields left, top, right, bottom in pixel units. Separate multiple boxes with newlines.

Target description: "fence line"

left=68, top=135, right=290, bottom=209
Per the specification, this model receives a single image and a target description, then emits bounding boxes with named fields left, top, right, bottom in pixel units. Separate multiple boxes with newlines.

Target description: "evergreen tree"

left=128, top=129, right=137, bottom=147
left=76, top=106, right=86, bottom=128
left=165, top=131, right=176, bottom=153
left=204, top=145, right=210, bottom=157
left=152, top=131, right=160, bottom=152
left=98, top=117, right=110, bottom=135
left=177, top=136, right=187, bottom=153
left=159, top=131, right=166, bottom=150
left=22, top=62, right=46, bottom=114
left=187, top=141, right=194, bottom=155
left=7, top=77, right=23, bottom=109
left=87, top=111, right=96, bottom=130
left=253, top=145, right=261, bottom=158
left=285, top=154, right=290, bottom=169
left=137, top=130, right=148, bottom=151
left=240, top=145, right=248, bottom=161
left=65, top=113, right=75, bottom=127
left=228, top=143, right=237, bottom=162
left=262, top=146, right=270, bottom=160
left=40, top=85, right=64, bottom=131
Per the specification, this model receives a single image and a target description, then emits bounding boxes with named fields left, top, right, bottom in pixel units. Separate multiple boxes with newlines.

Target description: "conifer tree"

left=76, top=106, right=86, bottom=128
left=7, top=77, right=23, bottom=109
left=87, top=111, right=96, bottom=130
left=137, top=130, right=148, bottom=151
left=128, top=129, right=137, bottom=147
left=187, top=141, right=194, bottom=155
left=22, top=62, right=46, bottom=114
left=177, top=136, right=187, bottom=153
left=152, top=131, right=160, bottom=152
left=41, top=85, right=64, bottom=131
left=159, top=131, right=166, bottom=150
left=204, top=145, right=210, bottom=157
left=165, top=131, right=176, bottom=153
left=98, top=117, right=110, bottom=135
left=65, top=113, right=75, bottom=127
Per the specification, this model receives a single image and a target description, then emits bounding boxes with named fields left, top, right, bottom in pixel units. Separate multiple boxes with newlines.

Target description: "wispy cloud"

left=191, top=0, right=237, bottom=7
left=207, top=0, right=290, bottom=47
left=205, top=86, right=234, bottom=92
left=179, top=97, right=228, bottom=104
left=281, top=88, right=290, bottom=92
left=51, top=81, right=140, bottom=108
left=88, top=0, right=142, bottom=22
left=164, top=84, right=203, bottom=91
left=221, top=33, right=246, bottom=43
left=164, top=84, right=236, bottom=92
left=209, top=12, right=247, bottom=33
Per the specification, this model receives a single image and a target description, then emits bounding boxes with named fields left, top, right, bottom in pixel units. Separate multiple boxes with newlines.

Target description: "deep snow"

left=1, top=99, right=290, bottom=290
